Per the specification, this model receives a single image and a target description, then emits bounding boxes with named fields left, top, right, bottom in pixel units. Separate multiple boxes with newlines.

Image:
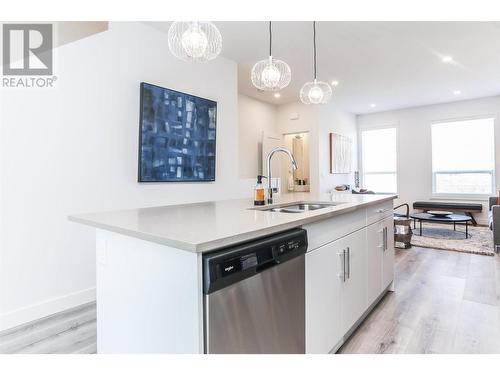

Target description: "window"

left=361, top=127, right=397, bottom=193
left=431, top=117, right=495, bottom=195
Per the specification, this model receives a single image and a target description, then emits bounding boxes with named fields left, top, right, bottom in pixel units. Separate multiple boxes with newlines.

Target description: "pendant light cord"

left=313, top=21, right=317, bottom=80
left=269, top=21, right=272, bottom=56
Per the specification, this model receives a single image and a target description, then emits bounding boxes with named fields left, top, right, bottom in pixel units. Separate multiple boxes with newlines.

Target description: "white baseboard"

left=0, top=287, right=96, bottom=331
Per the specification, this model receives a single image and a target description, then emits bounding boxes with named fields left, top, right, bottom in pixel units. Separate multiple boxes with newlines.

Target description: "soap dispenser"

left=254, top=175, right=267, bottom=206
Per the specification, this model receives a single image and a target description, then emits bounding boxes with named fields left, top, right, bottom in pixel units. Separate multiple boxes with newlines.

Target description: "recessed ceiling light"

left=370, top=103, right=376, bottom=108
left=453, top=90, right=462, bottom=95
left=274, top=92, right=281, bottom=98
left=442, top=56, right=453, bottom=63
left=331, top=80, right=339, bottom=87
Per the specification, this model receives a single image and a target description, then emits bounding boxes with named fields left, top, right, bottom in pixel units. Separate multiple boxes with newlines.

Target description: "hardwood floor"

left=340, top=247, right=500, bottom=354
left=1, top=246, right=499, bottom=354
left=0, top=302, right=96, bottom=354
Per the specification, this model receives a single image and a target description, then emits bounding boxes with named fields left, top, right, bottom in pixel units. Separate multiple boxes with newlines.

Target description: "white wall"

left=317, top=104, right=358, bottom=194
left=357, top=96, right=500, bottom=224
left=276, top=101, right=357, bottom=195
left=238, top=95, right=278, bottom=178
left=0, top=22, right=252, bottom=330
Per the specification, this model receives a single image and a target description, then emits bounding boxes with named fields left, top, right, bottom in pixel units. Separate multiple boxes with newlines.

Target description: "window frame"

left=359, top=124, right=399, bottom=194
left=430, top=115, right=496, bottom=199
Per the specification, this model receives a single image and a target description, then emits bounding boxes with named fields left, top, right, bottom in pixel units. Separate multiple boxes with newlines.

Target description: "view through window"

left=431, top=117, right=495, bottom=195
left=361, top=127, right=397, bottom=193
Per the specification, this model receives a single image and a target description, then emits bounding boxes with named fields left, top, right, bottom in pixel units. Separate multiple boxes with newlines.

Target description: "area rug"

left=410, top=223, right=495, bottom=256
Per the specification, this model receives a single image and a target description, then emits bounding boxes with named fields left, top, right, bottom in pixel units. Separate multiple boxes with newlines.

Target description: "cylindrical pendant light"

left=251, top=22, right=291, bottom=92
left=300, top=21, right=332, bottom=104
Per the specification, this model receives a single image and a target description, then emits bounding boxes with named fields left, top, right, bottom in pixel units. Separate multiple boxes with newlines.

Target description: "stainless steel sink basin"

left=254, top=201, right=343, bottom=213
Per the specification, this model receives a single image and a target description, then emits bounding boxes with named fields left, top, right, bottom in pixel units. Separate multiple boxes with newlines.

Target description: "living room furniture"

left=393, top=203, right=412, bottom=249
left=488, top=197, right=500, bottom=253
left=410, top=212, right=472, bottom=238
left=394, top=203, right=409, bottom=218
left=413, top=201, right=482, bottom=226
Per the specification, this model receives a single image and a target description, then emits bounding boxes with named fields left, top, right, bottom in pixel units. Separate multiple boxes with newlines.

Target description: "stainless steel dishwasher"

left=203, top=228, right=307, bottom=354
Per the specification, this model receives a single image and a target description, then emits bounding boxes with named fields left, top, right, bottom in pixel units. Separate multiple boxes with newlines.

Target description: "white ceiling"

left=147, top=21, right=500, bottom=114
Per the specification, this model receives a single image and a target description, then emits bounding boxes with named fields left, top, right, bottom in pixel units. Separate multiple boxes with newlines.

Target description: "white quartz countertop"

left=69, top=193, right=396, bottom=253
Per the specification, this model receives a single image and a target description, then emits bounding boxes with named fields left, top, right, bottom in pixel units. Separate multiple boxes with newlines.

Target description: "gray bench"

left=413, top=201, right=483, bottom=226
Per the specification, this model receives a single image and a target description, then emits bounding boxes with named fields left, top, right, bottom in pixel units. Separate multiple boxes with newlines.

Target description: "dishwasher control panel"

left=203, top=228, right=307, bottom=294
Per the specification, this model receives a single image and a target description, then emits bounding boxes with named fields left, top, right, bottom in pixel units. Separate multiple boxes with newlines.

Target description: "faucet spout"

left=265, top=146, right=298, bottom=204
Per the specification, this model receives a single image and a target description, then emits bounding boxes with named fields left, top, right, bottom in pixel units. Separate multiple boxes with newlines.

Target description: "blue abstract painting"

left=139, top=82, right=217, bottom=182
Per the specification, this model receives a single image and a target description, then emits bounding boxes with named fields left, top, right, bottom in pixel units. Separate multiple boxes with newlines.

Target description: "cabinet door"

left=305, top=240, right=343, bottom=353
left=341, top=228, right=367, bottom=334
left=382, top=216, right=395, bottom=289
left=366, top=220, right=384, bottom=306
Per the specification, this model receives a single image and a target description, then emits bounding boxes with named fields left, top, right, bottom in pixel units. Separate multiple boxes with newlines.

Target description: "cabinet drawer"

left=303, top=209, right=366, bottom=251
left=366, top=200, right=393, bottom=225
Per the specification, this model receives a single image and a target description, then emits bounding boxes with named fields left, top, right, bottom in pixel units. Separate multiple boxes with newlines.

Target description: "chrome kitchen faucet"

left=266, top=147, right=298, bottom=204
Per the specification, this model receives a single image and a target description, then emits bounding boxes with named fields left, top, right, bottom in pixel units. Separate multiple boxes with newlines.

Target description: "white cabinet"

left=305, top=227, right=367, bottom=353
left=382, top=215, right=395, bottom=289
left=305, top=240, right=342, bottom=354
left=366, top=220, right=384, bottom=306
left=366, top=215, right=395, bottom=306
left=304, top=200, right=395, bottom=353
left=339, top=228, right=367, bottom=334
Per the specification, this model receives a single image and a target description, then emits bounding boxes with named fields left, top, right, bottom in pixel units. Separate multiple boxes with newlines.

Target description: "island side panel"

left=95, top=229, right=203, bottom=353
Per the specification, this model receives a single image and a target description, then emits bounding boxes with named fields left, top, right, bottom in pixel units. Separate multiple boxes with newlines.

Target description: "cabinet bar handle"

left=337, top=251, right=345, bottom=282
left=346, top=247, right=350, bottom=279
left=343, top=249, right=347, bottom=282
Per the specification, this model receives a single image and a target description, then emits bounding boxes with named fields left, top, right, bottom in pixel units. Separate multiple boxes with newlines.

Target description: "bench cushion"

left=413, top=201, right=483, bottom=212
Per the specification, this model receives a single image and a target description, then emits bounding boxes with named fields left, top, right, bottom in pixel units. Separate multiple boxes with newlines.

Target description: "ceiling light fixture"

left=300, top=21, right=332, bottom=105
left=370, top=103, right=376, bottom=108
left=251, top=22, right=291, bottom=92
left=331, top=80, right=339, bottom=87
left=442, top=56, right=453, bottom=63
left=453, top=90, right=462, bottom=95
left=274, top=92, right=281, bottom=98
left=168, top=21, right=222, bottom=62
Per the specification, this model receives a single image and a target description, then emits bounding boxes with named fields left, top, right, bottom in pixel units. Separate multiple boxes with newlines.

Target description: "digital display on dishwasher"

left=288, top=239, right=302, bottom=250
left=276, top=239, right=303, bottom=255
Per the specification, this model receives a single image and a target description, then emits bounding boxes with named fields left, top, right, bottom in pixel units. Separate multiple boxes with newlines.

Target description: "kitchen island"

left=69, top=192, right=397, bottom=354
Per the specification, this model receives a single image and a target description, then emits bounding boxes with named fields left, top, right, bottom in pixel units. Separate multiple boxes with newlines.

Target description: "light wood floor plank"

left=341, top=246, right=500, bottom=354
left=14, top=320, right=96, bottom=354
left=0, top=308, right=96, bottom=353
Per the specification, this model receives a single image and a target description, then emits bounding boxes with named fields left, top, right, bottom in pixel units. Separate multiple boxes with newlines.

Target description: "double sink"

left=252, top=201, right=344, bottom=214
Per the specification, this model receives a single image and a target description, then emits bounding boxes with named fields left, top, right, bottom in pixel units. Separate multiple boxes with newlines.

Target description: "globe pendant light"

left=251, top=22, right=291, bottom=91
left=168, top=21, right=222, bottom=62
left=300, top=21, right=332, bottom=104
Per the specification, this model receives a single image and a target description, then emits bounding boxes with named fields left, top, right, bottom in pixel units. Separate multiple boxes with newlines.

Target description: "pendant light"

left=251, top=22, right=291, bottom=91
left=300, top=21, right=332, bottom=104
left=168, top=21, right=222, bottom=62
